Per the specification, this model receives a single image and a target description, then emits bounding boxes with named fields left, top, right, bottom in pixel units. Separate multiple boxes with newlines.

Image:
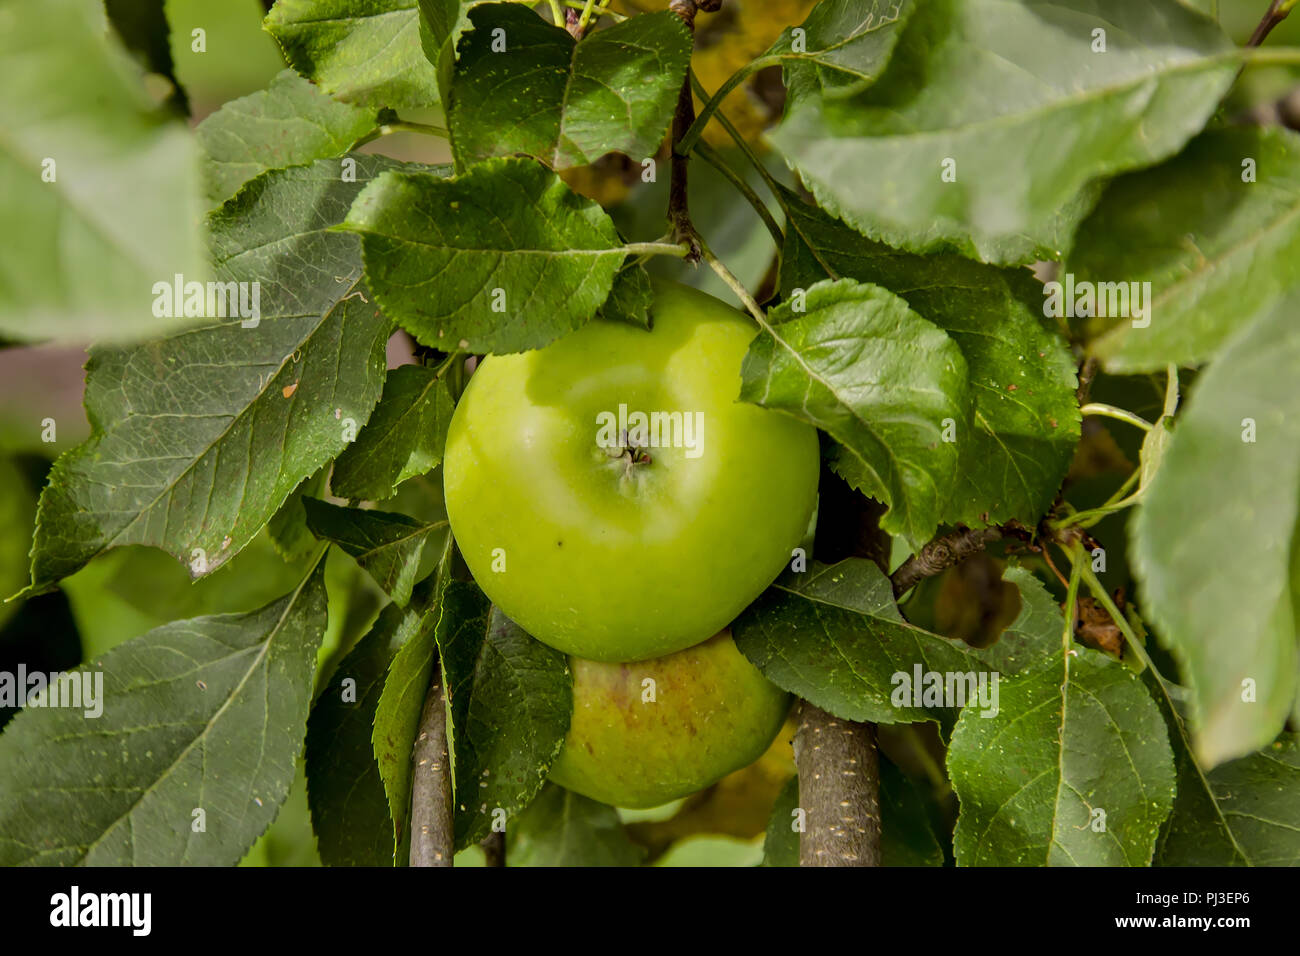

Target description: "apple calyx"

left=602, top=427, right=654, bottom=483
left=605, top=427, right=653, bottom=463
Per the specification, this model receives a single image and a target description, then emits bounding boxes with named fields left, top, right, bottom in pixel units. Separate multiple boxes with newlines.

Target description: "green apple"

left=548, top=629, right=790, bottom=808
left=443, top=280, right=820, bottom=661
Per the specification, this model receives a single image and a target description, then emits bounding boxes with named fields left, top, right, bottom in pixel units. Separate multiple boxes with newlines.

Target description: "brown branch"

left=409, top=663, right=455, bottom=867
left=790, top=464, right=887, bottom=866
left=890, top=525, right=1013, bottom=598
left=480, top=831, right=505, bottom=868
left=1074, top=355, right=1099, bottom=406
left=798, top=507, right=1015, bottom=863
left=793, top=701, right=882, bottom=866
left=668, top=0, right=721, bottom=30
left=668, top=80, right=702, bottom=261
left=1249, top=0, right=1293, bottom=46
left=666, top=1, right=722, bottom=261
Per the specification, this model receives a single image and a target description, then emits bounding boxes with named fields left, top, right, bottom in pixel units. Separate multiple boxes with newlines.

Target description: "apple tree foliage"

left=1, top=0, right=1298, bottom=867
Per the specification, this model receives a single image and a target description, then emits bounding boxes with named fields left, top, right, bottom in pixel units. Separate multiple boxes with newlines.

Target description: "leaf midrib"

left=351, top=519, right=450, bottom=560
left=784, top=48, right=1238, bottom=150
left=73, top=564, right=319, bottom=864
left=270, top=3, right=415, bottom=31
left=1092, top=185, right=1300, bottom=360
left=772, top=2, right=909, bottom=79
left=103, top=279, right=364, bottom=568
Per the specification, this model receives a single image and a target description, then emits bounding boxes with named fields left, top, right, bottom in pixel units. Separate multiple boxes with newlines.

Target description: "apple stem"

left=699, top=241, right=773, bottom=334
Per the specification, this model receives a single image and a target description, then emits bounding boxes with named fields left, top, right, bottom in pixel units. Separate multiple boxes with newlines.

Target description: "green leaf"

left=879, top=759, right=944, bottom=867
left=26, top=156, right=399, bottom=591
left=331, top=365, right=455, bottom=501
left=977, top=566, right=1063, bottom=674
left=1132, top=299, right=1300, bottom=767
left=303, top=498, right=448, bottom=607
left=1148, top=674, right=1248, bottom=867
left=1197, top=734, right=1300, bottom=866
left=196, top=69, right=376, bottom=206
left=266, top=0, right=442, bottom=109
left=0, top=457, right=36, bottom=630
left=418, top=0, right=475, bottom=101
left=597, top=263, right=655, bottom=330
left=1073, top=127, right=1300, bottom=372
left=268, top=467, right=330, bottom=561
left=948, top=647, right=1176, bottom=866
left=769, top=0, right=1238, bottom=265
left=732, top=559, right=1056, bottom=724
left=765, top=0, right=917, bottom=100
left=779, top=189, right=1079, bottom=526
left=1146, top=672, right=1300, bottom=866
left=306, top=584, right=437, bottom=865
left=341, top=158, right=626, bottom=353
left=84, top=535, right=316, bottom=633
left=372, top=574, right=445, bottom=843
left=449, top=5, right=691, bottom=170
left=434, top=582, right=572, bottom=848
left=507, top=783, right=644, bottom=866
left=0, top=0, right=206, bottom=343
left=740, top=278, right=969, bottom=548
left=0, top=562, right=328, bottom=865
left=1160, top=731, right=1300, bottom=866
left=762, top=776, right=800, bottom=866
